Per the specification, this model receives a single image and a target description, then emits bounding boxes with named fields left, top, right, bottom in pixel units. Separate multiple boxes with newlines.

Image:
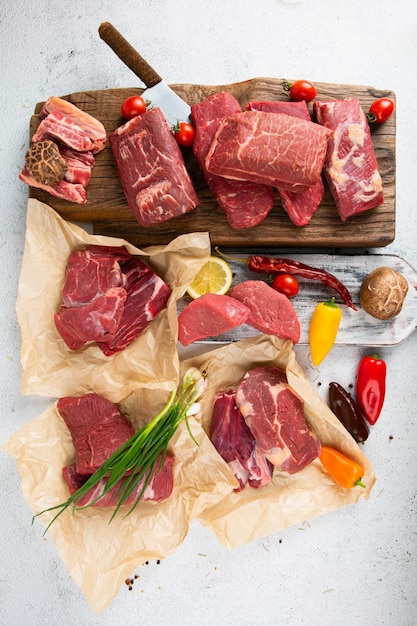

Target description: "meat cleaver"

left=98, top=22, right=191, bottom=128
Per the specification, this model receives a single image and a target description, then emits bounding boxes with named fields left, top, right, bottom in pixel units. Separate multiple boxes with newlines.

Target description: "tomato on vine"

left=285, top=79, right=317, bottom=103
left=367, top=97, right=395, bottom=123
left=173, top=120, right=195, bottom=147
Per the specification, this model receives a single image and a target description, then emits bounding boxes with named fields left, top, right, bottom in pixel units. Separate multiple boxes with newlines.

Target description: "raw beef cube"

left=205, top=110, right=332, bottom=192
left=230, top=281, right=300, bottom=343
left=109, top=107, right=199, bottom=227
left=97, top=257, right=171, bottom=356
left=191, top=92, right=274, bottom=229
left=235, top=367, right=321, bottom=474
left=247, top=100, right=324, bottom=226
left=61, top=149, right=94, bottom=187
left=313, top=98, right=384, bottom=221
left=32, top=110, right=95, bottom=152
left=178, top=293, right=250, bottom=346
left=40, top=96, right=107, bottom=153
left=211, top=390, right=273, bottom=491
left=57, top=393, right=135, bottom=474
left=62, top=454, right=174, bottom=506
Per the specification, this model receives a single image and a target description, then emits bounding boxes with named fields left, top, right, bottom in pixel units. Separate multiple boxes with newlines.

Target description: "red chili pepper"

left=248, top=255, right=358, bottom=310
left=356, top=354, right=386, bottom=425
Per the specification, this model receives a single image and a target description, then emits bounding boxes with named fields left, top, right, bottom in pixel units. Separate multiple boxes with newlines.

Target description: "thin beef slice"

left=191, top=92, right=274, bottom=229
left=205, top=110, right=332, bottom=192
left=313, top=98, right=384, bottom=221
left=230, top=280, right=300, bottom=343
left=178, top=293, right=250, bottom=346
left=109, top=107, right=199, bottom=227
left=57, top=393, right=135, bottom=474
left=247, top=100, right=324, bottom=226
left=211, top=390, right=273, bottom=491
left=235, top=367, right=321, bottom=474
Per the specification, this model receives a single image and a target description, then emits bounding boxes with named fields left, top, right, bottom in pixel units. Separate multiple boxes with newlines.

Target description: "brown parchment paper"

left=16, top=199, right=211, bottom=401
left=181, top=334, right=376, bottom=549
left=2, top=383, right=237, bottom=613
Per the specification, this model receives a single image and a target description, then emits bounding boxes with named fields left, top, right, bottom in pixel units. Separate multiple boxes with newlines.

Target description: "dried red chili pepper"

left=356, top=354, right=386, bottom=425
left=248, top=256, right=358, bottom=310
left=329, top=382, right=369, bottom=443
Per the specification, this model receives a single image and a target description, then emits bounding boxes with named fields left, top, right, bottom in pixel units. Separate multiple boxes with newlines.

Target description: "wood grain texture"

left=28, top=78, right=396, bottom=248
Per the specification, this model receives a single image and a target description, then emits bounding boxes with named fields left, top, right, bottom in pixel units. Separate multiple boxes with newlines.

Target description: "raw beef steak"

left=19, top=167, right=88, bottom=204
left=230, top=281, right=300, bottom=343
left=205, top=110, right=332, bottom=191
left=57, top=393, right=135, bottom=474
left=109, top=107, right=199, bottom=227
left=247, top=100, right=324, bottom=226
left=62, top=454, right=174, bottom=507
left=313, top=98, right=384, bottom=221
left=33, top=110, right=95, bottom=153
left=211, top=390, right=273, bottom=491
left=191, top=92, right=274, bottom=229
left=235, top=367, right=321, bottom=473
left=178, top=293, right=250, bottom=346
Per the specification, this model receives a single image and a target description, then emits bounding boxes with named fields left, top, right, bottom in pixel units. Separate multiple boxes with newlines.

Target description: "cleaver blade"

left=98, top=22, right=191, bottom=128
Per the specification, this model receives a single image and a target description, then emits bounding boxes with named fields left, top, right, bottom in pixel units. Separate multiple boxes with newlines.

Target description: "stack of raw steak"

left=210, top=367, right=321, bottom=491
left=19, top=96, right=107, bottom=204
left=55, top=244, right=171, bottom=355
left=58, top=393, right=174, bottom=506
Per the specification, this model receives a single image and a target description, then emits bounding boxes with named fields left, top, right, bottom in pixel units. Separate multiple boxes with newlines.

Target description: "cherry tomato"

left=121, top=95, right=149, bottom=120
left=289, top=80, right=317, bottom=103
left=368, top=97, right=395, bottom=123
left=173, top=121, right=195, bottom=147
left=271, top=273, right=299, bottom=298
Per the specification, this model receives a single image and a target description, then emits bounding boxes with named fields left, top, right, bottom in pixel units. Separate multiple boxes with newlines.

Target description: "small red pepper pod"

left=356, top=354, right=386, bottom=425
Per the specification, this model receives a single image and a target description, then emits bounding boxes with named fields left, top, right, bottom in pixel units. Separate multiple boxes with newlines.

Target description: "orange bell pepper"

left=319, top=446, right=365, bottom=489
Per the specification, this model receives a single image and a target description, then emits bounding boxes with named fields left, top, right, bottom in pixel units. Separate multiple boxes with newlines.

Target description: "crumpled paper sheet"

left=16, top=198, right=211, bottom=401
left=182, top=334, right=376, bottom=549
left=2, top=386, right=236, bottom=613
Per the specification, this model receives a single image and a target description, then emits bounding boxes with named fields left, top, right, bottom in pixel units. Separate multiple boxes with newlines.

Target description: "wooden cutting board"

left=177, top=254, right=417, bottom=346
left=28, top=78, right=396, bottom=248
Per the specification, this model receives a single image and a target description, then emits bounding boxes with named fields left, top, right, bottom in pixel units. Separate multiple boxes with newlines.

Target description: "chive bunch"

left=34, top=367, right=206, bottom=533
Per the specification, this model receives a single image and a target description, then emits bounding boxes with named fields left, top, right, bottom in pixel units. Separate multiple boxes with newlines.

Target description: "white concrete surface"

left=1, top=1, right=416, bottom=624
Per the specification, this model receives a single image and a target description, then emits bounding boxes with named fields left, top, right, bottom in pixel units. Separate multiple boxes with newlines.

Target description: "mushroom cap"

left=25, top=140, right=67, bottom=186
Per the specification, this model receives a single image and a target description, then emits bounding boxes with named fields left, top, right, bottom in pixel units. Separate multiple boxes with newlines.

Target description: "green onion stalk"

left=34, top=367, right=206, bottom=534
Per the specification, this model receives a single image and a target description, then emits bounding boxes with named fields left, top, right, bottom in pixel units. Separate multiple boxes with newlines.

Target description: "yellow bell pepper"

left=309, top=297, right=342, bottom=366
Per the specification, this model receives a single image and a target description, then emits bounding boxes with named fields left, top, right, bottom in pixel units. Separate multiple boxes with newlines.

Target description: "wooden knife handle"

left=98, top=22, right=162, bottom=88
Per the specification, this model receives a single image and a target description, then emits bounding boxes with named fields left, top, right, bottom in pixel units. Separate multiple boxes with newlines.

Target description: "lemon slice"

left=187, top=256, right=233, bottom=299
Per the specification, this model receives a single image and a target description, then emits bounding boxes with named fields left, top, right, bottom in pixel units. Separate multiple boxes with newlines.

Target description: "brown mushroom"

left=359, top=266, right=409, bottom=320
left=25, top=140, right=67, bottom=186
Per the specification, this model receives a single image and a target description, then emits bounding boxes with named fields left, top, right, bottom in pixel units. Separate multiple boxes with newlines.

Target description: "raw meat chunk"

left=33, top=110, right=95, bottom=152
left=54, top=246, right=171, bottom=354
left=235, top=367, right=321, bottom=474
left=247, top=100, right=324, bottom=226
left=313, top=98, right=384, bottom=221
left=57, top=393, right=135, bottom=474
left=191, top=92, right=274, bottom=229
left=62, top=454, right=174, bottom=506
left=230, top=281, right=300, bottom=343
left=19, top=166, right=87, bottom=204
left=40, top=96, right=107, bottom=153
left=205, top=110, right=332, bottom=192
left=178, top=293, right=250, bottom=346
left=211, top=390, right=273, bottom=491
left=97, top=257, right=171, bottom=356
left=109, top=107, right=199, bottom=227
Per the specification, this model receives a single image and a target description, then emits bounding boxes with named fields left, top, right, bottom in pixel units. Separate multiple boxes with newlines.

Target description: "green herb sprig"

left=34, top=367, right=206, bottom=534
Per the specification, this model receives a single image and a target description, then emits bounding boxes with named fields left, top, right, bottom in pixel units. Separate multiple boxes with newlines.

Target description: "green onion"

left=34, top=367, right=205, bottom=533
